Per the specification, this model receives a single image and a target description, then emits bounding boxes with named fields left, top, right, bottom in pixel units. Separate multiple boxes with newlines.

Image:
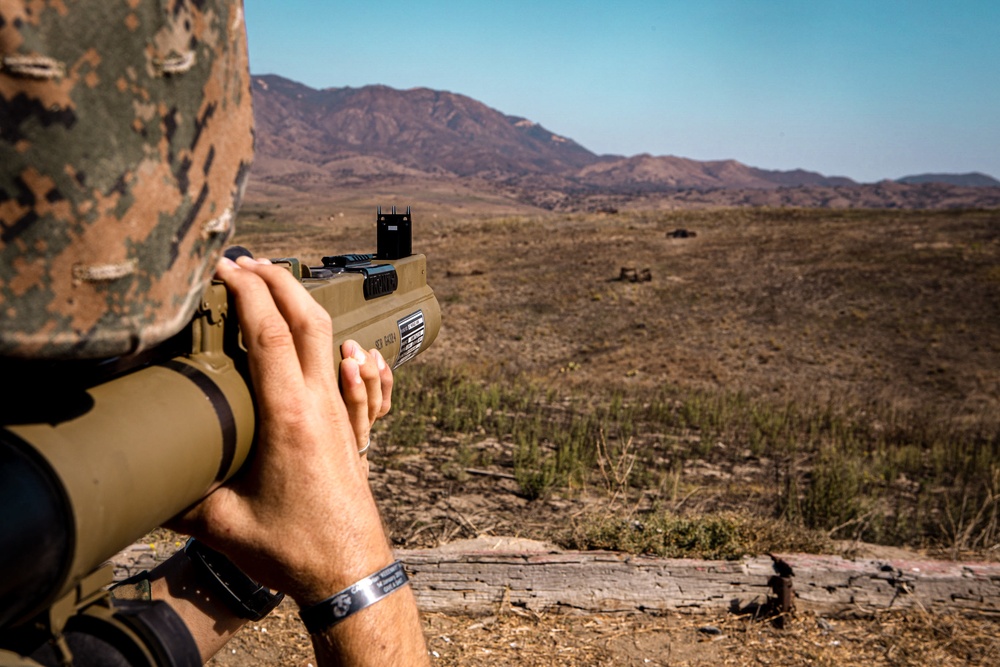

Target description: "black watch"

left=183, top=538, right=285, bottom=620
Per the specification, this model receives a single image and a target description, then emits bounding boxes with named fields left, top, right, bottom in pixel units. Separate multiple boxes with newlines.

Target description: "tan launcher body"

left=0, top=244, right=440, bottom=630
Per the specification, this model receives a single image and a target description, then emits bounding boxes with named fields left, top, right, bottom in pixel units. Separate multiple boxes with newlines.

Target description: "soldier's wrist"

left=288, top=533, right=395, bottom=608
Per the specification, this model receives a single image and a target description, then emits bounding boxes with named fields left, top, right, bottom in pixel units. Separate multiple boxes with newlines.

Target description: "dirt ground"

left=199, top=201, right=1000, bottom=664
left=234, top=203, right=1000, bottom=550
left=206, top=599, right=1000, bottom=666
left=236, top=201, right=1000, bottom=420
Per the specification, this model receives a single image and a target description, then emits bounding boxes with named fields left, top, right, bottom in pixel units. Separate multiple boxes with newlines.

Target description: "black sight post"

left=376, top=206, right=412, bottom=260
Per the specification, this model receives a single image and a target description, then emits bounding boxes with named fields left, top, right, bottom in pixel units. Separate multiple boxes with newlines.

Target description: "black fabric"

left=28, top=632, right=133, bottom=667
left=21, top=601, right=200, bottom=667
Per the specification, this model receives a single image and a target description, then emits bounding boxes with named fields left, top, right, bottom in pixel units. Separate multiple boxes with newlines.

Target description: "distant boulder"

left=667, top=229, right=697, bottom=239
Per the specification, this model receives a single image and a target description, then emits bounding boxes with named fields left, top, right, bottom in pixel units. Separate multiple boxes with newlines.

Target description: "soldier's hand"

left=170, top=255, right=395, bottom=604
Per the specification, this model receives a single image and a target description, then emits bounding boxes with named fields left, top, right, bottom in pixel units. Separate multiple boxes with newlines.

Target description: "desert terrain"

left=180, top=177, right=1000, bottom=665
left=152, top=77, right=1000, bottom=664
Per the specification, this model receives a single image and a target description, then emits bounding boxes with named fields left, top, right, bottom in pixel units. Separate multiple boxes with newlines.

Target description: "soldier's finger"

left=343, top=341, right=382, bottom=426
left=371, top=348, right=393, bottom=419
left=216, top=258, right=304, bottom=407
left=354, top=341, right=382, bottom=424
left=236, top=258, right=336, bottom=389
left=339, top=356, right=371, bottom=458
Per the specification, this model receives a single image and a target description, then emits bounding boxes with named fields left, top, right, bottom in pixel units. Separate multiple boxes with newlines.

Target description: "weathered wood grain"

left=397, top=543, right=1000, bottom=617
left=109, top=539, right=1000, bottom=617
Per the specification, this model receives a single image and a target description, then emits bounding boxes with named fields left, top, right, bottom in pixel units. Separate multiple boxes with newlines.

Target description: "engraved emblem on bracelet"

left=333, top=593, right=352, bottom=618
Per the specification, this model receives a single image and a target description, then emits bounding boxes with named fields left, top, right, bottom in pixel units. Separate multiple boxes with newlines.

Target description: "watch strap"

left=184, top=538, right=285, bottom=621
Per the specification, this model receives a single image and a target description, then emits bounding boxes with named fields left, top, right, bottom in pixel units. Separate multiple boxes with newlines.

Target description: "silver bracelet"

left=298, top=560, right=409, bottom=634
left=357, top=437, right=371, bottom=457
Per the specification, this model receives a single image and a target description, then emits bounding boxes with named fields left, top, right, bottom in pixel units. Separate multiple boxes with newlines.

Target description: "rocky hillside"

left=251, top=75, right=850, bottom=190
left=250, top=75, right=596, bottom=178
left=896, top=172, right=1000, bottom=187
left=248, top=74, right=1000, bottom=210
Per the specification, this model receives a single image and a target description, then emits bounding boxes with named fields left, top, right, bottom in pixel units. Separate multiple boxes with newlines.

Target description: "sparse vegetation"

left=380, top=361, right=1000, bottom=555
left=335, top=206, right=1000, bottom=559
left=211, top=200, right=1000, bottom=665
left=567, top=510, right=832, bottom=560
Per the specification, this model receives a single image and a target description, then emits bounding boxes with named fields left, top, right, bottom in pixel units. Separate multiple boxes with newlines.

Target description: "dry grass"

left=422, top=608, right=1000, bottom=667
left=206, top=597, right=1000, bottom=667
left=218, top=203, right=1000, bottom=664
left=235, top=205, right=1000, bottom=415
left=230, top=205, right=1000, bottom=553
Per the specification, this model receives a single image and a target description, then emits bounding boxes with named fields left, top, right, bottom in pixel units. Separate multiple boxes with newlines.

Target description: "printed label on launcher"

left=394, top=311, right=425, bottom=368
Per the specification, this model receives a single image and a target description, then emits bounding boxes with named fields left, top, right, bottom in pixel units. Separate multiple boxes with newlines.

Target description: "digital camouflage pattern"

left=0, top=0, right=253, bottom=359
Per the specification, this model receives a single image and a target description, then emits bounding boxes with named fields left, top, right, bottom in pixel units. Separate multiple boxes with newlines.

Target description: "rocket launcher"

left=0, top=207, right=440, bottom=637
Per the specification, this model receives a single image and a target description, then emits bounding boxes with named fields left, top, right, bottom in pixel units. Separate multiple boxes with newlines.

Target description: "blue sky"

left=243, top=1, right=1000, bottom=183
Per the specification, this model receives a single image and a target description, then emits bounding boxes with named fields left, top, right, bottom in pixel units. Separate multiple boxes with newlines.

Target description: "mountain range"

left=248, top=74, right=1000, bottom=210
left=896, top=173, right=1000, bottom=187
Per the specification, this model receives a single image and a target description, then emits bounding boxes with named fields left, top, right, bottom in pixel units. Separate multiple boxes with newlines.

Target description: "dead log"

left=110, top=538, right=1000, bottom=617
left=397, top=540, right=1000, bottom=617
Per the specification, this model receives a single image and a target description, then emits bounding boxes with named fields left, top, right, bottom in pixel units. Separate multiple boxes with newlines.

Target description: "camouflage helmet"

left=0, top=0, right=254, bottom=359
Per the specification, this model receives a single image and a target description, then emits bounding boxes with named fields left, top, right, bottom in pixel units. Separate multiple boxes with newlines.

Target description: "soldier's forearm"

left=149, top=551, right=247, bottom=664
